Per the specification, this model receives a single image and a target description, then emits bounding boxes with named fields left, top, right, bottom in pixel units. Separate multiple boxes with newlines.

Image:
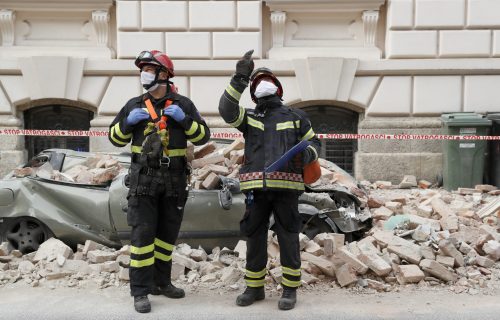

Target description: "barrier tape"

left=0, top=129, right=499, bottom=140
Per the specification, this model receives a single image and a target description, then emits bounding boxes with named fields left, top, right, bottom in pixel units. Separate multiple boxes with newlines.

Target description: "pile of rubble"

left=188, top=138, right=363, bottom=194
left=12, top=154, right=123, bottom=185
left=1, top=181, right=499, bottom=294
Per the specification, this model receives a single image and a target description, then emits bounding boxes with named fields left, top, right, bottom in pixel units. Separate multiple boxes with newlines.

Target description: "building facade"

left=0, top=0, right=499, bottom=182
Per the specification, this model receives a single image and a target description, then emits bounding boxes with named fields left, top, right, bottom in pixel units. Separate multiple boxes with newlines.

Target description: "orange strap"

left=144, top=99, right=173, bottom=131
left=144, top=99, right=159, bottom=121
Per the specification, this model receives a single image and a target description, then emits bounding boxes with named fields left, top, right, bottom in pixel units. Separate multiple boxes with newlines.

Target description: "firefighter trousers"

left=127, top=169, right=187, bottom=297
left=240, top=190, right=302, bottom=289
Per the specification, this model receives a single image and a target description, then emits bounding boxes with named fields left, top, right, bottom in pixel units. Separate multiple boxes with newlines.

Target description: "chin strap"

left=143, top=68, right=170, bottom=90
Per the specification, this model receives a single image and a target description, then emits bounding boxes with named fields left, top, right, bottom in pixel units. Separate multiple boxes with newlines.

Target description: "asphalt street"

left=0, top=285, right=499, bottom=320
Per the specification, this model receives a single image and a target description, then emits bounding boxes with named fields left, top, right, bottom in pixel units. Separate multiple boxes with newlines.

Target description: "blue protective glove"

left=163, top=104, right=185, bottom=122
left=126, top=108, right=149, bottom=126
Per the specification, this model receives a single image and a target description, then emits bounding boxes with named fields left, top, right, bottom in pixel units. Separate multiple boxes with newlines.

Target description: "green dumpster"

left=441, top=113, right=492, bottom=191
left=486, top=113, right=500, bottom=187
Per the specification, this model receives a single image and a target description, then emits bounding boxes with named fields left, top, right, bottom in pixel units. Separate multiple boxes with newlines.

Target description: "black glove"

left=302, top=148, right=315, bottom=165
left=235, top=50, right=254, bottom=85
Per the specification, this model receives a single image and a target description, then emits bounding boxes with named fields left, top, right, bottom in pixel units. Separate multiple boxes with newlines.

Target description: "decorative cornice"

left=92, top=10, right=109, bottom=46
left=0, top=0, right=113, bottom=12
left=266, top=0, right=385, bottom=13
left=362, top=10, right=379, bottom=47
left=270, top=11, right=287, bottom=48
left=0, top=10, right=15, bottom=46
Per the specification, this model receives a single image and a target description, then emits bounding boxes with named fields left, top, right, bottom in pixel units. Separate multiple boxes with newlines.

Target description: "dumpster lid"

left=441, top=112, right=492, bottom=127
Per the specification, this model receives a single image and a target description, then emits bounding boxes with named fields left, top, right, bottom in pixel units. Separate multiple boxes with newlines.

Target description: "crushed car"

left=0, top=140, right=371, bottom=254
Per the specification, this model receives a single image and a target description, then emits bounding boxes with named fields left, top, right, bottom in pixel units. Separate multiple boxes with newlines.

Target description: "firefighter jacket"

left=108, top=90, right=210, bottom=158
left=219, top=77, right=321, bottom=192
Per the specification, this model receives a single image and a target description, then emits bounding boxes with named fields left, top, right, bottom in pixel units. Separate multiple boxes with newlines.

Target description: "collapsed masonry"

left=0, top=183, right=499, bottom=293
left=3, top=140, right=499, bottom=293
left=9, top=138, right=362, bottom=196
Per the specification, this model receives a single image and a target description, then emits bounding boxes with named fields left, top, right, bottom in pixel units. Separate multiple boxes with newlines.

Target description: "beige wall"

left=1, top=0, right=500, bottom=181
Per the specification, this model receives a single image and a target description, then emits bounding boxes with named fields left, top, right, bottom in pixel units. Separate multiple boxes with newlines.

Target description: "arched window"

left=24, top=105, right=94, bottom=159
left=302, top=105, right=359, bottom=174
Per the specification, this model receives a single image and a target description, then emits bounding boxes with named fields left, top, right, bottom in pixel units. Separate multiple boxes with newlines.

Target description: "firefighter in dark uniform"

left=218, top=50, right=321, bottom=310
left=108, top=50, right=210, bottom=313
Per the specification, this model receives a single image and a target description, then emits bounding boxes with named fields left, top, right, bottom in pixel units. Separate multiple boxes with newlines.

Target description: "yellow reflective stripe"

left=130, top=244, right=154, bottom=255
left=245, top=279, right=266, bottom=287
left=154, top=251, right=172, bottom=262
left=166, top=148, right=187, bottom=157
left=276, top=121, right=295, bottom=131
left=226, top=85, right=242, bottom=100
left=185, top=121, right=199, bottom=136
left=301, top=128, right=315, bottom=141
left=246, top=269, right=266, bottom=278
left=113, top=123, right=132, bottom=140
left=240, top=180, right=264, bottom=190
left=229, top=106, right=245, bottom=128
left=247, top=117, right=264, bottom=131
left=189, top=125, right=205, bottom=143
left=282, top=278, right=301, bottom=288
left=154, top=238, right=175, bottom=251
left=282, top=267, right=301, bottom=277
left=131, top=145, right=142, bottom=153
left=110, top=127, right=128, bottom=146
left=307, top=145, right=318, bottom=160
left=130, top=257, right=155, bottom=268
left=266, top=179, right=304, bottom=191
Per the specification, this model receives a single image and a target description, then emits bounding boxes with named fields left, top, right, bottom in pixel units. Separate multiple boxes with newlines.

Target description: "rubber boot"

left=134, top=295, right=151, bottom=313
left=151, top=262, right=185, bottom=298
left=236, top=287, right=265, bottom=306
left=278, top=287, right=297, bottom=310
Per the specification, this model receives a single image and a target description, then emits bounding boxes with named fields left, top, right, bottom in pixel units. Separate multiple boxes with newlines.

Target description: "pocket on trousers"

left=126, top=196, right=140, bottom=226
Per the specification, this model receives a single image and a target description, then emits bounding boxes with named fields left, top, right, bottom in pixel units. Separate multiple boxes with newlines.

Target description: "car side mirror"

left=218, top=186, right=232, bottom=210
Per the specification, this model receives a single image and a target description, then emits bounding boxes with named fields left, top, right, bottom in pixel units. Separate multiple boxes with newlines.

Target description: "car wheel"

left=300, top=213, right=338, bottom=240
left=0, top=217, right=54, bottom=254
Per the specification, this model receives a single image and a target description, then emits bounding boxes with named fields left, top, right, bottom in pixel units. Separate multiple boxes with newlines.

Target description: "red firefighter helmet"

left=135, top=50, right=175, bottom=78
left=249, top=67, right=283, bottom=103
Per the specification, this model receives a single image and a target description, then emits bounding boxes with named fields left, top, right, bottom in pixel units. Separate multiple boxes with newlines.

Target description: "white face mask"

left=254, top=80, right=278, bottom=99
left=140, top=71, right=159, bottom=92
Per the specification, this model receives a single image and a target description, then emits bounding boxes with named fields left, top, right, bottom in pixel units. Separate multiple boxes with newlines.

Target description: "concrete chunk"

left=395, top=265, right=425, bottom=284
left=335, top=248, right=368, bottom=274
left=372, top=206, right=394, bottom=220
left=194, top=142, right=216, bottom=159
left=336, top=264, right=358, bottom=287
left=83, top=240, right=104, bottom=255
left=220, top=267, right=242, bottom=285
left=436, top=255, right=455, bottom=268
left=33, top=238, right=72, bottom=262
left=386, top=237, right=422, bottom=264
left=0, top=242, right=10, bottom=256
left=304, top=241, right=323, bottom=256
left=419, top=259, right=457, bottom=282
left=118, top=267, right=130, bottom=281
left=482, top=240, right=500, bottom=261
left=172, top=253, right=198, bottom=271
left=192, top=155, right=226, bottom=169
left=358, top=253, right=392, bottom=276
left=269, top=267, right=282, bottom=284
left=201, top=172, right=221, bottom=190
left=301, top=252, right=335, bottom=277
left=18, top=261, right=35, bottom=274
left=438, top=239, right=464, bottom=267
left=190, top=248, right=208, bottom=262
left=475, top=256, right=495, bottom=268
left=87, top=250, right=116, bottom=264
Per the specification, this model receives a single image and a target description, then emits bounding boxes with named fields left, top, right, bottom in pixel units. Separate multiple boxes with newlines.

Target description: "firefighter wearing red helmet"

left=218, top=51, right=321, bottom=310
left=109, top=50, right=210, bottom=313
